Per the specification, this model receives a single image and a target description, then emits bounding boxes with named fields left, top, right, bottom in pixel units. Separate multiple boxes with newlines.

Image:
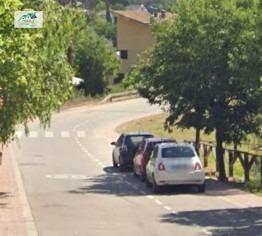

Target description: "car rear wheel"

left=198, top=183, right=205, bottom=193
left=145, top=176, right=151, bottom=187
left=112, top=155, right=117, bottom=168
left=133, top=166, right=138, bottom=177
left=152, top=176, right=161, bottom=194
left=140, top=172, right=146, bottom=182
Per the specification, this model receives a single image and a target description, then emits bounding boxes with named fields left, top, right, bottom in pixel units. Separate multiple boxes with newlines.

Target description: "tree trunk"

left=67, top=46, right=74, bottom=66
left=215, top=128, right=227, bottom=181
left=195, top=127, right=200, bottom=155
left=105, top=0, right=112, bottom=23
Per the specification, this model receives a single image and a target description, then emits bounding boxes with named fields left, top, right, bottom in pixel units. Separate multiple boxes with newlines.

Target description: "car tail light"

left=194, top=162, right=202, bottom=171
left=158, top=162, right=165, bottom=171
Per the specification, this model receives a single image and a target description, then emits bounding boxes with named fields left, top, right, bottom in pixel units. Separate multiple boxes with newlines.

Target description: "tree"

left=126, top=0, right=261, bottom=181
left=0, top=0, right=85, bottom=144
left=74, top=27, right=119, bottom=96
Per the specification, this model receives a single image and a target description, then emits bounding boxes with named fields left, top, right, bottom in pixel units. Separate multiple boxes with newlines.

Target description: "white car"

left=145, top=143, right=205, bottom=193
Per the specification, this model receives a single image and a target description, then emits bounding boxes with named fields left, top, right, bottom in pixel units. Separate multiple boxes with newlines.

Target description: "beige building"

left=113, top=10, right=154, bottom=76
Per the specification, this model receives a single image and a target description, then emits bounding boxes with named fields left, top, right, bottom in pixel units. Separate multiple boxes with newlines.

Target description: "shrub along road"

left=12, top=98, right=262, bottom=236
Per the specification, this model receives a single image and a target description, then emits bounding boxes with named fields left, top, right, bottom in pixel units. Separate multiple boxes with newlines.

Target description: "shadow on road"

left=0, top=192, right=12, bottom=209
left=160, top=207, right=262, bottom=236
left=68, top=166, right=144, bottom=196
left=67, top=166, right=250, bottom=197
left=0, top=192, right=11, bottom=199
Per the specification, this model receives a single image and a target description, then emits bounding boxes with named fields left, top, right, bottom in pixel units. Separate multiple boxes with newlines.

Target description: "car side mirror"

left=111, top=141, right=116, bottom=146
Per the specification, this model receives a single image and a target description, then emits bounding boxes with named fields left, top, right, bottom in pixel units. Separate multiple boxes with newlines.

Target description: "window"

left=119, top=50, right=128, bottom=59
left=161, top=146, right=195, bottom=158
left=114, top=16, right=118, bottom=25
left=116, top=135, right=123, bottom=146
left=151, top=146, right=159, bottom=159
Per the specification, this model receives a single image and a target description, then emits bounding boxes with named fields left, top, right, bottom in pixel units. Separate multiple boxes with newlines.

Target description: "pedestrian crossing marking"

left=76, top=131, right=86, bottom=138
left=45, top=131, right=54, bottom=138
left=28, top=131, right=38, bottom=138
left=14, top=130, right=88, bottom=139
left=61, top=131, right=70, bottom=138
left=15, top=131, right=23, bottom=138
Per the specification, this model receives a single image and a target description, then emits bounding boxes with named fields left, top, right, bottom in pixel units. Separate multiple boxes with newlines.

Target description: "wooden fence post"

left=260, top=157, right=262, bottom=185
left=228, top=150, right=234, bottom=178
left=203, top=144, right=208, bottom=167
left=244, top=153, right=250, bottom=183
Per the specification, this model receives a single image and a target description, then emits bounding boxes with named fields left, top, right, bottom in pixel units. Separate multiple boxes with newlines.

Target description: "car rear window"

left=161, top=146, right=195, bottom=158
left=146, top=140, right=172, bottom=153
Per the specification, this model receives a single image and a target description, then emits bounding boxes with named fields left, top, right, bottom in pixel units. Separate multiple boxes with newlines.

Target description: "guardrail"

left=184, top=140, right=262, bottom=185
left=101, top=90, right=139, bottom=103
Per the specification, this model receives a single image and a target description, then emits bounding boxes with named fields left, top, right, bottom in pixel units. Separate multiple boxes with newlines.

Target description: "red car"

left=133, top=137, right=176, bottom=181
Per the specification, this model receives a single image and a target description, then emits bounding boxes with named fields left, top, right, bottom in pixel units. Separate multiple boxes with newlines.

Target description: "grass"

left=62, top=89, right=103, bottom=109
left=62, top=83, right=131, bottom=110
left=117, top=113, right=215, bottom=142
left=116, top=113, right=262, bottom=195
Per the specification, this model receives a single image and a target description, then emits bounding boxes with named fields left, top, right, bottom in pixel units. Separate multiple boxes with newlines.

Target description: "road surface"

left=12, top=99, right=262, bottom=236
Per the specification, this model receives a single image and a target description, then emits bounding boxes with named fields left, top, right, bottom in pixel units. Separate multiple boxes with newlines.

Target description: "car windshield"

left=161, top=146, right=195, bottom=158
left=126, top=135, right=151, bottom=146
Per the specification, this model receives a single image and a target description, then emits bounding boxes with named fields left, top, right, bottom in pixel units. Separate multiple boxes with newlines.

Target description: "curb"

left=100, top=90, right=139, bottom=103
left=10, top=145, right=38, bottom=236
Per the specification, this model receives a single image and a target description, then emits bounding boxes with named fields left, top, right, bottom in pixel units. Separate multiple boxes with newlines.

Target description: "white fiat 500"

left=145, top=143, right=205, bottom=193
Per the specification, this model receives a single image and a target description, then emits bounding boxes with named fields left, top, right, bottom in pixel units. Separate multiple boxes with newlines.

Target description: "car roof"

left=124, top=132, right=153, bottom=136
left=145, top=137, right=175, bottom=143
left=157, top=142, right=193, bottom=149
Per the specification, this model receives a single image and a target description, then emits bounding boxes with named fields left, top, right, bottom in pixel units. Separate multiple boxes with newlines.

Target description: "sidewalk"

left=0, top=146, right=37, bottom=236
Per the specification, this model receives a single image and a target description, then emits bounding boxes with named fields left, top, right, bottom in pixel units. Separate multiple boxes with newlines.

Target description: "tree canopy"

left=0, top=0, right=87, bottom=143
left=74, top=26, right=119, bottom=96
left=126, top=0, right=262, bottom=180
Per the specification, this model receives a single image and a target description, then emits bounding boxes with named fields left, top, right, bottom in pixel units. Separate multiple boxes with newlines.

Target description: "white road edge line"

left=217, top=196, right=246, bottom=208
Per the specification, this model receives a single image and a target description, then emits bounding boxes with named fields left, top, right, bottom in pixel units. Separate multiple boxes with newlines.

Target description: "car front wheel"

left=145, top=175, right=151, bottom=187
left=112, top=155, right=117, bottom=168
left=198, top=183, right=205, bottom=193
left=152, top=176, right=161, bottom=194
left=119, top=156, right=125, bottom=171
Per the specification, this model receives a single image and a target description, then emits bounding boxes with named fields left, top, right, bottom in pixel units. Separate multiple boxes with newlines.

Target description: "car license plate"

left=172, top=164, right=188, bottom=170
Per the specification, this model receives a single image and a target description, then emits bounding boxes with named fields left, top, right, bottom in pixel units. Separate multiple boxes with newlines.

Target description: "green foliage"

left=91, top=16, right=116, bottom=40
left=74, top=27, right=119, bottom=96
left=0, top=0, right=86, bottom=144
left=126, top=0, right=261, bottom=180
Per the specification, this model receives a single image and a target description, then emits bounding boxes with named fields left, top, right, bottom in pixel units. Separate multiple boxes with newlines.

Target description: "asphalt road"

left=12, top=99, right=262, bottom=236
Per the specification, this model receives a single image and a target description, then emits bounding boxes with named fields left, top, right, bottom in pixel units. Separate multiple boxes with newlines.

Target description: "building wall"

left=116, top=16, right=153, bottom=74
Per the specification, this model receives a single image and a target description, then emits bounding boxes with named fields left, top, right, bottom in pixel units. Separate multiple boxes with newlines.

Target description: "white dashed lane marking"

left=155, top=200, right=163, bottom=205
left=46, top=174, right=91, bottom=180
left=164, top=206, right=172, bottom=211
left=146, top=195, right=155, bottom=200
